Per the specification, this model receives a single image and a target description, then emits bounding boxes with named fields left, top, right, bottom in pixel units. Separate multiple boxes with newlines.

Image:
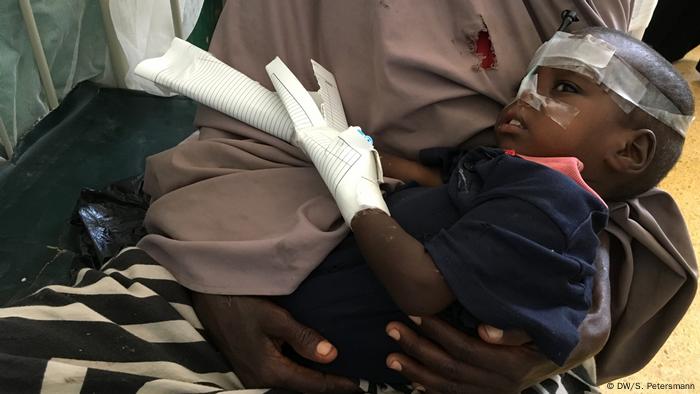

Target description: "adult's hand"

left=386, top=317, right=544, bottom=393
left=191, top=292, right=361, bottom=394
left=385, top=234, right=612, bottom=393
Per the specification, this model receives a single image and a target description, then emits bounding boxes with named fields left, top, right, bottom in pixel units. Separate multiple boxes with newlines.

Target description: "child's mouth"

left=508, top=119, right=523, bottom=128
left=496, top=115, right=528, bottom=135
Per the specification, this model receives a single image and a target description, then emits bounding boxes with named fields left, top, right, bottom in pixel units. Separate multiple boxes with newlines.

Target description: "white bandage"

left=134, top=38, right=297, bottom=143
left=521, top=32, right=693, bottom=136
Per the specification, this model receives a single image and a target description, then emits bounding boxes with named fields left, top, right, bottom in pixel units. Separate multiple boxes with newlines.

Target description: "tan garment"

left=599, top=190, right=697, bottom=381
left=138, top=0, right=696, bottom=382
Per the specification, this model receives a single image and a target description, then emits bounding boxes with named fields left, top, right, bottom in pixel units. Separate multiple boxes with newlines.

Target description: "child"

left=269, top=27, right=694, bottom=385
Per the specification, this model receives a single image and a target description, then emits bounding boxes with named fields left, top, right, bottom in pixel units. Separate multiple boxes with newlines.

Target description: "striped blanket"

left=0, top=248, right=599, bottom=393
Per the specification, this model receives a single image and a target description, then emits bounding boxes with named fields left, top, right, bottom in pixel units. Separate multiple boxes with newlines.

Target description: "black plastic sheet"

left=73, top=175, right=149, bottom=267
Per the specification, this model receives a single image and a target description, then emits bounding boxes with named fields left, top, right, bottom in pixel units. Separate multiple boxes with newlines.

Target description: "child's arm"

left=351, top=208, right=455, bottom=316
left=380, top=153, right=443, bottom=187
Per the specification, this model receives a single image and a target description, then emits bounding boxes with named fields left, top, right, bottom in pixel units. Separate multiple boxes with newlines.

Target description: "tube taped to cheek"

left=528, top=32, right=694, bottom=136
left=516, top=73, right=581, bottom=129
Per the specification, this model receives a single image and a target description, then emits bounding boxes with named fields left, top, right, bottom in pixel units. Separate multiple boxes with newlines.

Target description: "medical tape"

left=516, top=73, right=580, bottom=129
left=524, top=32, right=693, bottom=136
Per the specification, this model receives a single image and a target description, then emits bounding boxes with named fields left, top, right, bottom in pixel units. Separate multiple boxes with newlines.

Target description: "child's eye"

left=554, top=81, right=579, bottom=93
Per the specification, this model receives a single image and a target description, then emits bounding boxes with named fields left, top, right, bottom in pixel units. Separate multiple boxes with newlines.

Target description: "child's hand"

left=380, top=152, right=443, bottom=187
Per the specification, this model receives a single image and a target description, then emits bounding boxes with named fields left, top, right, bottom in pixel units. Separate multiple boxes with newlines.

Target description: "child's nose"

left=519, top=90, right=535, bottom=100
left=518, top=90, right=544, bottom=111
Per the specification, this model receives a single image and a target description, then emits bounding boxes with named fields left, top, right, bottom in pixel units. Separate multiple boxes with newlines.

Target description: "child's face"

left=495, top=67, right=629, bottom=185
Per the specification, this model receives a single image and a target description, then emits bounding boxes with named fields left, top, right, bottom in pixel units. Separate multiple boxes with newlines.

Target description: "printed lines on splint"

left=299, top=130, right=361, bottom=194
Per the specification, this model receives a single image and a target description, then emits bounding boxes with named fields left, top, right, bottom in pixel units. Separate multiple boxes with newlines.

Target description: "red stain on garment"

left=474, top=30, right=496, bottom=70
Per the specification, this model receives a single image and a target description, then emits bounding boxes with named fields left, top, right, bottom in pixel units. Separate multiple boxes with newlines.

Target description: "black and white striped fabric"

left=0, top=247, right=599, bottom=393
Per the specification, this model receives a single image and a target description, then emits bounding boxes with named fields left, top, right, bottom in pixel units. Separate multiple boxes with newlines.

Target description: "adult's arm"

left=191, top=211, right=611, bottom=394
left=191, top=290, right=605, bottom=394
left=384, top=233, right=612, bottom=393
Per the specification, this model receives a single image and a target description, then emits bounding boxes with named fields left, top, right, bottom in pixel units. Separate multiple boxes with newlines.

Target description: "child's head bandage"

left=515, top=32, right=693, bottom=136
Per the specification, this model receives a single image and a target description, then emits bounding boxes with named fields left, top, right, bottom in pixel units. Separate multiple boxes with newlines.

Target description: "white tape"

left=515, top=72, right=581, bottom=129
left=524, top=32, right=693, bottom=136
left=536, top=32, right=616, bottom=69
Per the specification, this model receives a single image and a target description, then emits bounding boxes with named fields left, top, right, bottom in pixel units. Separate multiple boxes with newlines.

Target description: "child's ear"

left=606, top=128, right=656, bottom=174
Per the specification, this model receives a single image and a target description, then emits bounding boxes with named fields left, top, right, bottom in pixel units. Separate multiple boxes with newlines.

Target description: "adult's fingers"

left=270, top=355, right=362, bottom=394
left=477, top=325, right=532, bottom=346
left=387, top=322, right=469, bottom=381
left=387, top=353, right=518, bottom=394
left=259, top=304, right=339, bottom=364
left=240, top=338, right=359, bottom=394
left=417, top=317, right=560, bottom=391
left=386, top=353, right=507, bottom=394
left=386, top=322, right=509, bottom=385
left=405, top=316, right=510, bottom=367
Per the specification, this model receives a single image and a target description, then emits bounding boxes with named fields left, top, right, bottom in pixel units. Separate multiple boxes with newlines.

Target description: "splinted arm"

left=351, top=208, right=455, bottom=316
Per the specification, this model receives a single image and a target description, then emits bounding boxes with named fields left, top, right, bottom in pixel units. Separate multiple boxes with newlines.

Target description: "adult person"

left=138, top=1, right=696, bottom=393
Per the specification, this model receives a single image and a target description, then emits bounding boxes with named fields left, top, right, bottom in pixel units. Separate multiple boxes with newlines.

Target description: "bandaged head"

left=514, top=31, right=693, bottom=136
